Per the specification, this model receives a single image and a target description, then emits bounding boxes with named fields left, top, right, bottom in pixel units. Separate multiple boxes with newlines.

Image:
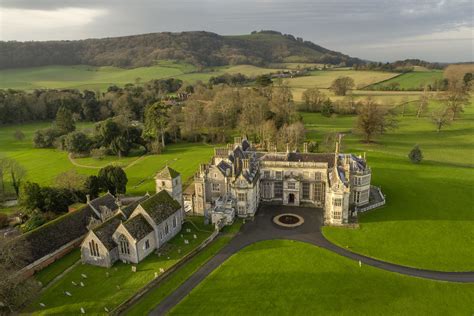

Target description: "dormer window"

left=161, top=181, right=165, bottom=187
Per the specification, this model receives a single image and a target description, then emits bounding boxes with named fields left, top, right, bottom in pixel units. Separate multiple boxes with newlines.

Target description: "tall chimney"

left=286, top=143, right=290, bottom=153
left=86, top=194, right=91, bottom=204
left=303, top=142, right=308, bottom=153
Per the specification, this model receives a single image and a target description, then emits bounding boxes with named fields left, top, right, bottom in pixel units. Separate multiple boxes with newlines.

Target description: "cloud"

left=0, top=0, right=472, bottom=61
left=0, top=7, right=107, bottom=41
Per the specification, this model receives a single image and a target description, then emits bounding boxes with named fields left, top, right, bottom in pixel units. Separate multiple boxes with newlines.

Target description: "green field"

left=303, top=100, right=474, bottom=271
left=171, top=240, right=474, bottom=315
left=0, top=123, right=215, bottom=195
left=26, top=218, right=212, bottom=315
left=286, top=69, right=398, bottom=90
left=0, top=63, right=286, bottom=91
left=368, top=71, right=444, bottom=90
left=127, top=220, right=243, bottom=315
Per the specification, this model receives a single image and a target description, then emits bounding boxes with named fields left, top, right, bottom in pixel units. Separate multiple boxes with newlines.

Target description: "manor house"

left=80, top=166, right=184, bottom=267
left=194, top=137, right=374, bottom=225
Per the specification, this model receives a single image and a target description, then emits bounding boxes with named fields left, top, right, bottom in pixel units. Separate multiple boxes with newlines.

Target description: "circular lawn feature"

left=273, top=213, right=304, bottom=228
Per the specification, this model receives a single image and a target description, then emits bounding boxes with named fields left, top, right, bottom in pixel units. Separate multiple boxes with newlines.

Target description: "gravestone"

left=159, top=268, right=164, bottom=273
left=80, top=282, right=85, bottom=287
left=154, top=272, right=158, bottom=278
left=39, top=303, right=46, bottom=307
left=65, top=291, right=72, bottom=296
left=193, top=234, right=197, bottom=239
left=80, top=307, right=85, bottom=314
left=131, top=266, right=137, bottom=272
left=81, top=274, right=87, bottom=279
left=184, top=239, right=189, bottom=244
left=72, top=281, right=77, bottom=286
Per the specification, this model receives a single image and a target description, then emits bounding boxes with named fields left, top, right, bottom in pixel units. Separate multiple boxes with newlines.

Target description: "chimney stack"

left=286, top=143, right=290, bottom=153
left=86, top=194, right=91, bottom=204
left=303, top=142, right=308, bottom=153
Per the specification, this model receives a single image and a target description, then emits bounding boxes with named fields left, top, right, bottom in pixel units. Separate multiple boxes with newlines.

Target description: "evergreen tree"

left=55, top=106, right=75, bottom=134
left=408, top=145, right=423, bottom=164
left=98, top=165, right=128, bottom=195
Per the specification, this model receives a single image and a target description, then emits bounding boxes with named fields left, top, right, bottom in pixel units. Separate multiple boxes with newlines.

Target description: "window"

left=119, top=235, right=130, bottom=255
left=302, top=182, right=310, bottom=199
left=238, top=206, right=246, bottom=215
left=314, top=172, right=322, bottom=181
left=332, top=211, right=341, bottom=219
left=173, top=216, right=177, bottom=228
left=159, top=230, right=163, bottom=240
left=145, top=239, right=150, bottom=250
left=238, top=193, right=246, bottom=202
left=214, top=173, right=218, bottom=178
left=333, top=198, right=342, bottom=207
left=89, top=240, right=100, bottom=257
left=212, top=183, right=220, bottom=192
left=313, top=182, right=324, bottom=202
left=356, top=190, right=370, bottom=203
left=274, top=182, right=283, bottom=198
left=264, top=170, right=270, bottom=178
left=287, top=182, right=295, bottom=190
left=165, top=223, right=169, bottom=235
left=161, top=181, right=165, bottom=187
left=275, top=171, right=282, bottom=180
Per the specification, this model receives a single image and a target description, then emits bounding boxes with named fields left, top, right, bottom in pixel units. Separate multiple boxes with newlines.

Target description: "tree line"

left=0, top=31, right=362, bottom=70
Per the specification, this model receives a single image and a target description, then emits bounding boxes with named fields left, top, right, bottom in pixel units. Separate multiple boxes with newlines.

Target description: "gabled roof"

left=123, top=214, right=154, bottom=241
left=140, top=190, right=181, bottom=224
left=92, top=214, right=122, bottom=250
left=120, top=196, right=149, bottom=218
left=156, top=166, right=180, bottom=180
left=89, top=192, right=119, bottom=216
left=217, top=160, right=232, bottom=176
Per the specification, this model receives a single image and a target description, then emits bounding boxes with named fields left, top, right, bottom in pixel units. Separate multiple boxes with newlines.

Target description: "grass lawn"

left=302, top=100, right=474, bottom=271
left=35, top=249, right=81, bottom=287
left=126, top=220, right=243, bottom=315
left=171, top=240, right=474, bottom=315
left=26, top=217, right=213, bottom=315
left=0, top=122, right=215, bottom=195
left=368, top=71, right=444, bottom=90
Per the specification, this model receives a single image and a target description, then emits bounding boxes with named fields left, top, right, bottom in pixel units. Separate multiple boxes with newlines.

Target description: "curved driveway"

left=150, top=205, right=474, bottom=315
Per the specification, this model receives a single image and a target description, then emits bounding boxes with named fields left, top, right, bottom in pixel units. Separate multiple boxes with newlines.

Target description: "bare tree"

left=356, top=98, right=396, bottom=142
left=0, top=239, right=40, bottom=313
left=417, top=87, right=430, bottom=118
left=431, top=107, right=452, bottom=132
left=3, top=159, right=26, bottom=198
left=54, top=170, right=87, bottom=191
left=440, top=86, right=470, bottom=121
left=330, top=76, right=355, bottom=96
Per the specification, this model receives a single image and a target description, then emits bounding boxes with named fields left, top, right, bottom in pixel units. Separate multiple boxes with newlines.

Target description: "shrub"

left=0, top=214, right=9, bottom=228
left=90, top=147, right=107, bottom=160
left=13, top=130, right=25, bottom=141
left=408, top=145, right=423, bottom=164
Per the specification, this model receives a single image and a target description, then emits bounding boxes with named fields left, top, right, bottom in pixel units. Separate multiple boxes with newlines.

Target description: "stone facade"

left=81, top=167, right=184, bottom=267
left=194, top=137, right=373, bottom=226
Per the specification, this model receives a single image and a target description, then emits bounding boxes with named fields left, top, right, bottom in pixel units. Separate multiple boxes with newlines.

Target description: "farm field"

left=170, top=240, right=474, bottom=315
left=0, top=63, right=285, bottom=91
left=0, top=61, right=197, bottom=91
left=303, top=100, right=474, bottom=271
left=0, top=122, right=215, bottom=196
left=26, top=217, right=213, bottom=315
left=368, top=70, right=444, bottom=90
left=285, top=69, right=399, bottom=90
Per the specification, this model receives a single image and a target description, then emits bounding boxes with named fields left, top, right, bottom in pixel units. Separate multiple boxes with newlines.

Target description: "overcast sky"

left=0, top=0, right=473, bottom=62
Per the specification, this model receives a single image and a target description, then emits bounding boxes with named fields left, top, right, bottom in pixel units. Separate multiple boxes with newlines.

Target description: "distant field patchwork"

left=368, top=71, right=444, bottom=90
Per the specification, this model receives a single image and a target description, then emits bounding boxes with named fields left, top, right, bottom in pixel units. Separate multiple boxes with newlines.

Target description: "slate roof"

left=260, top=152, right=335, bottom=167
left=93, top=215, right=122, bottom=250
left=217, top=160, right=232, bottom=176
left=89, top=192, right=119, bottom=215
left=120, top=196, right=148, bottom=218
left=13, top=204, right=97, bottom=267
left=156, top=166, right=180, bottom=180
left=242, top=139, right=250, bottom=151
left=140, top=190, right=181, bottom=224
left=123, top=214, right=154, bottom=240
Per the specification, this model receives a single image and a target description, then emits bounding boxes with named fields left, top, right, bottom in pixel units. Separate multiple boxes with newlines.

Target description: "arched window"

left=173, top=216, right=177, bottom=228
left=119, top=235, right=130, bottom=255
left=89, top=240, right=100, bottom=257
left=165, top=223, right=169, bottom=235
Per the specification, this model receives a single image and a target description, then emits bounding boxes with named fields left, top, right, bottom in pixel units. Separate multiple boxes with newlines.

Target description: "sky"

left=0, top=0, right=473, bottom=62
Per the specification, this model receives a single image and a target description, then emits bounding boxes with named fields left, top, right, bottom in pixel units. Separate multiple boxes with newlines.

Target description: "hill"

left=0, top=30, right=362, bottom=70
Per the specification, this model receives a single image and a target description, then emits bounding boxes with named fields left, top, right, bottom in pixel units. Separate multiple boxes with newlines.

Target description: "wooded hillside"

left=0, top=30, right=362, bottom=69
